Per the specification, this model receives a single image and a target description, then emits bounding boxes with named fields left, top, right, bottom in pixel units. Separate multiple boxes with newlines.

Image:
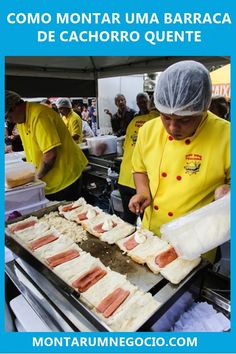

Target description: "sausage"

left=9, top=219, right=37, bottom=233
left=79, top=270, right=107, bottom=292
left=103, top=289, right=130, bottom=318
left=155, top=247, right=178, bottom=268
left=78, top=212, right=88, bottom=221
left=46, top=249, right=80, bottom=268
left=61, top=204, right=80, bottom=212
left=72, top=267, right=107, bottom=292
left=123, top=235, right=138, bottom=250
left=93, top=222, right=117, bottom=234
left=28, top=234, right=58, bottom=251
left=96, top=288, right=124, bottom=313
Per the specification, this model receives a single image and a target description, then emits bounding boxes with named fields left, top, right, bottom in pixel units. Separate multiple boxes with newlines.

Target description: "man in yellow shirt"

left=56, top=97, right=83, bottom=144
left=118, top=92, right=159, bottom=224
left=5, top=91, right=88, bottom=201
left=129, top=61, right=230, bottom=261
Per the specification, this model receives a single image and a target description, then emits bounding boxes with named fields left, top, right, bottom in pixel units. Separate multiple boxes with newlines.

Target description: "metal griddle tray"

left=5, top=205, right=209, bottom=332
left=5, top=232, right=112, bottom=332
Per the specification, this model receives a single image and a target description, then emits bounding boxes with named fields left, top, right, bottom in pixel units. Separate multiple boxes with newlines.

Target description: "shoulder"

left=28, top=102, right=58, bottom=121
left=127, top=107, right=136, bottom=115
left=207, top=111, right=230, bottom=130
left=137, top=117, right=162, bottom=139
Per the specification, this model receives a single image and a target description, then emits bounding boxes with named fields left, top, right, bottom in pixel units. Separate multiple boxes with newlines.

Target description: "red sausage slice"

left=72, top=267, right=107, bottom=292
left=103, top=289, right=130, bottom=318
left=47, top=249, right=80, bottom=268
left=155, top=247, right=178, bottom=268
left=123, top=235, right=138, bottom=250
left=93, top=222, right=117, bottom=234
left=9, top=219, right=37, bottom=233
left=28, top=234, right=59, bottom=251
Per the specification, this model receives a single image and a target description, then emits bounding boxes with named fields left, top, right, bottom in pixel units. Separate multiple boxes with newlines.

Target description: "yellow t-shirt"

left=132, top=111, right=230, bottom=247
left=17, top=102, right=88, bottom=195
left=62, top=110, right=83, bottom=144
left=118, top=111, right=159, bottom=188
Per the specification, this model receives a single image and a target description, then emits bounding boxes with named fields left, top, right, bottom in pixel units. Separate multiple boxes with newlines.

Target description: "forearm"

left=133, top=172, right=151, bottom=196
left=37, top=148, right=57, bottom=179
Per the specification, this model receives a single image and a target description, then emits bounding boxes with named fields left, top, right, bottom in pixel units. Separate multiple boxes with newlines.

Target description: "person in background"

left=118, top=93, right=159, bottom=224
left=81, top=105, right=90, bottom=122
left=72, top=102, right=82, bottom=118
left=209, top=95, right=230, bottom=121
left=5, top=91, right=88, bottom=201
left=56, top=97, right=83, bottom=144
left=89, top=98, right=97, bottom=136
left=81, top=117, right=95, bottom=140
left=104, top=94, right=136, bottom=137
left=129, top=61, right=230, bottom=262
left=5, top=120, right=23, bottom=152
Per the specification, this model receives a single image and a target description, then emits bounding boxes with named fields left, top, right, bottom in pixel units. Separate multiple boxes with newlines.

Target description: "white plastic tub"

left=5, top=181, right=46, bottom=212
left=10, top=295, right=51, bottom=332
left=86, top=135, right=117, bottom=156
left=5, top=198, right=49, bottom=220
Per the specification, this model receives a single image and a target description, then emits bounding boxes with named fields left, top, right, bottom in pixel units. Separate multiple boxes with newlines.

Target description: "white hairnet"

left=154, top=61, right=212, bottom=116
left=56, top=97, right=72, bottom=109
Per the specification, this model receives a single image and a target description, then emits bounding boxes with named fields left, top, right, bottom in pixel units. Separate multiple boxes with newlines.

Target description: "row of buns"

left=6, top=216, right=160, bottom=331
left=58, top=199, right=201, bottom=284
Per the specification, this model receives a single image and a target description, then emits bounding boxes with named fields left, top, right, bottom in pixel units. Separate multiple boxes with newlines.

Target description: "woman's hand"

left=214, top=184, right=230, bottom=200
left=129, top=193, right=152, bottom=214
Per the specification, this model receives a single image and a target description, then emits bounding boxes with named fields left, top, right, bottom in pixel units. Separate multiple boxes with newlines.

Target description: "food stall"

left=5, top=56, right=230, bottom=332
left=5, top=195, right=230, bottom=332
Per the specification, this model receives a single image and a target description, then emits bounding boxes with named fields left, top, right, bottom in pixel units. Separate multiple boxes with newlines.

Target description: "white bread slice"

left=81, top=271, right=136, bottom=308
left=58, top=197, right=87, bottom=216
left=159, top=257, right=201, bottom=284
left=116, top=228, right=154, bottom=253
left=34, top=235, right=82, bottom=260
left=100, top=222, right=136, bottom=244
left=81, top=212, right=107, bottom=236
left=100, top=290, right=161, bottom=332
left=75, top=205, right=103, bottom=224
left=11, top=222, right=51, bottom=244
left=128, top=236, right=170, bottom=265
left=53, top=252, right=106, bottom=285
left=6, top=216, right=38, bottom=234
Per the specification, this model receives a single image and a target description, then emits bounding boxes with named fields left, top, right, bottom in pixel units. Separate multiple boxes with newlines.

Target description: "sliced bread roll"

left=81, top=271, right=135, bottom=309
left=11, top=221, right=51, bottom=244
left=34, top=234, right=81, bottom=260
left=58, top=198, right=87, bottom=220
left=128, top=236, right=170, bottom=265
left=53, top=252, right=106, bottom=285
left=99, top=290, right=161, bottom=332
left=100, top=222, right=136, bottom=244
left=159, top=257, right=201, bottom=284
left=7, top=216, right=38, bottom=234
left=81, top=213, right=108, bottom=236
left=116, top=228, right=154, bottom=253
left=75, top=205, right=103, bottom=224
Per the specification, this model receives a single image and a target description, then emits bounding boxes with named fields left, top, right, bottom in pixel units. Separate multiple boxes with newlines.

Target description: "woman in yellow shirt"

left=129, top=61, right=230, bottom=261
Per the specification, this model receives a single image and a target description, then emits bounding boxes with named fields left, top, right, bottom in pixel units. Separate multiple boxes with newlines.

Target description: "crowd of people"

left=5, top=60, right=230, bottom=263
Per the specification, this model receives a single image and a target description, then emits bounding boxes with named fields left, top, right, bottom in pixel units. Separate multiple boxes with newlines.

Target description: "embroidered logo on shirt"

left=131, top=131, right=138, bottom=146
left=184, top=161, right=201, bottom=175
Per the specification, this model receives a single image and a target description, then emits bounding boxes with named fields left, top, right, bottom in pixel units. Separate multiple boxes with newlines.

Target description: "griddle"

left=5, top=204, right=209, bottom=332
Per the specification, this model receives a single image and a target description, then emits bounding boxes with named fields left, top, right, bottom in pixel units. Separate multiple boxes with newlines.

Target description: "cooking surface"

left=5, top=204, right=209, bottom=331
left=80, top=233, right=162, bottom=292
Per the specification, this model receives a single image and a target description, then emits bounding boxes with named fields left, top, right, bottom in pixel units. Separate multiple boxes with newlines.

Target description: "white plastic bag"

left=161, top=193, right=230, bottom=260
